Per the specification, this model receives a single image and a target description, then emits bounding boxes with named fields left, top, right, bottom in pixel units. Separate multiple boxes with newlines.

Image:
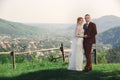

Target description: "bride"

left=68, top=17, right=86, bottom=71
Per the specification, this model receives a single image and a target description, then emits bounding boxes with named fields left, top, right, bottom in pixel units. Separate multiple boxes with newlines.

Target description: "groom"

left=83, top=14, right=97, bottom=72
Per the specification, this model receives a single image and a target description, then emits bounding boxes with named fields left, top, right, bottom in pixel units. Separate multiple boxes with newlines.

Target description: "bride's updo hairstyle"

left=77, top=17, right=83, bottom=24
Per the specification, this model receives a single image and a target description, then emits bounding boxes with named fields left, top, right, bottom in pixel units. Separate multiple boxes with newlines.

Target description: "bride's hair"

left=77, top=17, right=83, bottom=24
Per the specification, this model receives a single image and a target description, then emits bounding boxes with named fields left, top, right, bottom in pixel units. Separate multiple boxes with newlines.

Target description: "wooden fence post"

left=60, top=43, right=65, bottom=62
left=10, top=51, right=16, bottom=69
left=93, top=49, right=97, bottom=64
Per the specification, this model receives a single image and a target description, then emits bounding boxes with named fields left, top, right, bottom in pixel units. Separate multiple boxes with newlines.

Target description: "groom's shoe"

left=83, top=68, right=92, bottom=72
left=83, top=69, right=89, bottom=72
left=89, top=68, right=92, bottom=71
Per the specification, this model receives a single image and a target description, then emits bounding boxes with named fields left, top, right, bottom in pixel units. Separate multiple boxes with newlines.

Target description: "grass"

left=0, top=61, right=120, bottom=80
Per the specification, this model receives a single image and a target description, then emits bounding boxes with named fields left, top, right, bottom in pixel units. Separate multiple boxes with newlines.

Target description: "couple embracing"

left=68, top=14, right=97, bottom=72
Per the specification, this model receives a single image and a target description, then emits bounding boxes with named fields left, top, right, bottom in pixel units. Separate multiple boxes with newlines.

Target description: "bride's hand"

left=79, top=36, right=83, bottom=38
left=76, top=35, right=80, bottom=38
left=76, top=35, right=83, bottom=38
left=76, top=35, right=79, bottom=38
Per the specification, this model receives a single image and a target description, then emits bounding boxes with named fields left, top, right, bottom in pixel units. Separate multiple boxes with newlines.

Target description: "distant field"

left=0, top=61, right=120, bottom=80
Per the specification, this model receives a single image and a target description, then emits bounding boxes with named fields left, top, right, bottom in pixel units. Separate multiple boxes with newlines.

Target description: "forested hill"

left=93, top=15, right=120, bottom=33
left=97, top=26, right=120, bottom=47
left=0, top=18, right=46, bottom=37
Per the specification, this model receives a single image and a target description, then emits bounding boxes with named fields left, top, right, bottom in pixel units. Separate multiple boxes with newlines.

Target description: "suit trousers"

left=83, top=41, right=92, bottom=70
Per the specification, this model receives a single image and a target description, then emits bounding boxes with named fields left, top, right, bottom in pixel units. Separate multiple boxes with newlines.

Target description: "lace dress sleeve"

left=75, top=26, right=84, bottom=37
left=75, top=27, right=80, bottom=37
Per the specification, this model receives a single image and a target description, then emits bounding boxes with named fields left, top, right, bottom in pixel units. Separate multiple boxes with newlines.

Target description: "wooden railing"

left=0, top=43, right=97, bottom=69
left=0, top=43, right=66, bottom=69
left=0, top=48, right=59, bottom=55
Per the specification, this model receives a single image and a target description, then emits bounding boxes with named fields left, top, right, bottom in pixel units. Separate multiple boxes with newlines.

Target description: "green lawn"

left=0, top=61, right=120, bottom=80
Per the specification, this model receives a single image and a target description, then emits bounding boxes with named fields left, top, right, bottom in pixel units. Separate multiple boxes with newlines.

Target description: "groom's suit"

left=83, top=22, right=97, bottom=71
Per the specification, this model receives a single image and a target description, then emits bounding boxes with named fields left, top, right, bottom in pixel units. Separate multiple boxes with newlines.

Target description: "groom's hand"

left=84, top=35, right=88, bottom=38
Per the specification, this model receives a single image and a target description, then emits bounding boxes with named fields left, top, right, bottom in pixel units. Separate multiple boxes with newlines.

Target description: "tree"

left=107, top=46, right=120, bottom=63
left=97, top=50, right=107, bottom=64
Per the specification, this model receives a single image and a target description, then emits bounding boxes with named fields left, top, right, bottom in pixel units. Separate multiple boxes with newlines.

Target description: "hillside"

left=1, top=15, right=120, bottom=36
left=97, top=26, right=120, bottom=47
left=0, top=18, right=46, bottom=37
left=93, top=15, right=120, bottom=33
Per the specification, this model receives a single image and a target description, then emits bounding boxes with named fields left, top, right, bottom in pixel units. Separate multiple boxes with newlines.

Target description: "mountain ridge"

left=97, top=26, right=120, bottom=47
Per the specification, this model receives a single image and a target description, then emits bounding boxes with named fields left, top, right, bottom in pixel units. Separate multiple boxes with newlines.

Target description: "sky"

left=0, top=0, right=120, bottom=23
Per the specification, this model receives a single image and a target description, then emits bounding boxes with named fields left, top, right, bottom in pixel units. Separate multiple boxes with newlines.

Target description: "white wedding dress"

left=68, top=25, right=84, bottom=71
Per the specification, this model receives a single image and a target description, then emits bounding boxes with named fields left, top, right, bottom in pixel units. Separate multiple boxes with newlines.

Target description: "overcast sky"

left=0, top=0, right=120, bottom=23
